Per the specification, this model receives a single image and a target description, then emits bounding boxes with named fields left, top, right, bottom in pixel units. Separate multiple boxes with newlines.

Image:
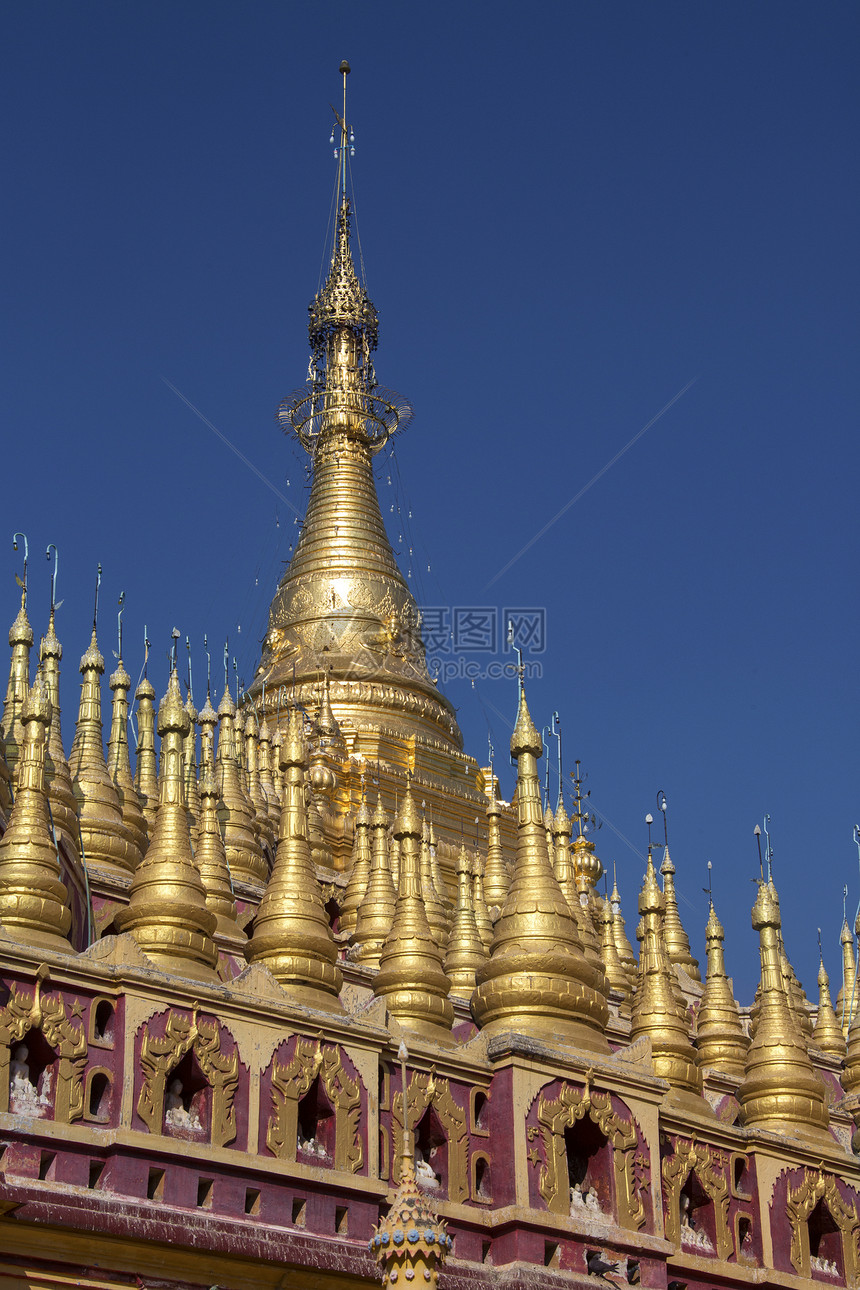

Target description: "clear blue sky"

left=3, top=2, right=858, bottom=1004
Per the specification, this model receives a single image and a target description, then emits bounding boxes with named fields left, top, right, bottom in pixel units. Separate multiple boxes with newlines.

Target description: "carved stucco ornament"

left=266, top=1034, right=363, bottom=1174
left=137, top=1005, right=239, bottom=1149
left=661, top=1135, right=732, bottom=1261
left=0, top=970, right=87, bottom=1122
left=536, top=1069, right=648, bottom=1230
left=785, top=1165, right=860, bottom=1285
left=389, top=1069, right=469, bottom=1205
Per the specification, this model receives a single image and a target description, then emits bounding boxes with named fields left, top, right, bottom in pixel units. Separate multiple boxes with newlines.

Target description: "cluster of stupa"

left=1, top=66, right=859, bottom=1290
left=3, top=561, right=860, bottom=1139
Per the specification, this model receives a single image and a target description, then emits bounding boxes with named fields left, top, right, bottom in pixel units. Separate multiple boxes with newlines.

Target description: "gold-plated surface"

left=482, top=780, right=510, bottom=913
left=133, top=675, right=159, bottom=835
left=373, top=784, right=454, bottom=1036
left=472, top=682, right=609, bottom=1050
left=39, top=610, right=81, bottom=853
left=245, top=705, right=275, bottom=854
left=630, top=850, right=700, bottom=1095
left=69, top=630, right=138, bottom=876
left=836, top=914, right=858, bottom=1037
left=443, top=843, right=487, bottom=1000
left=339, top=793, right=372, bottom=937
left=0, top=674, right=72, bottom=951
left=471, top=851, right=494, bottom=951
left=115, top=671, right=218, bottom=980
left=696, top=898, right=749, bottom=1077
left=420, top=818, right=450, bottom=952
left=659, top=846, right=701, bottom=981
left=257, top=716, right=281, bottom=837
left=107, top=659, right=147, bottom=865
left=182, top=691, right=200, bottom=846
left=245, top=707, right=343, bottom=1009
left=255, top=196, right=461, bottom=752
left=598, top=894, right=632, bottom=1004
left=371, top=1119, right=450, bottom=1286
left=215, top=687, right=266, bottom=886
left=812, top=952, right=847, bottom=1059
left=196, top=758, right=246, bottom=951
left=610, top=873, right=638, bottom=988
left=551, top=796, right=576, bottom=913
left=737, top=881, right=829, bottom=1136
left=1, top=590, right=33, bottom=790
left=351, top=793, right=396, bottom=967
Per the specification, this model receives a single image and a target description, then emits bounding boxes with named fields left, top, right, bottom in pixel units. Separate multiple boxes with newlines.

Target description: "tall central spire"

left=255, top=65, right=460, bottom=750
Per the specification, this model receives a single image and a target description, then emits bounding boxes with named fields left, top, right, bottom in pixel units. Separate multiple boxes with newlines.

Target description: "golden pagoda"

left=1, top=62, right=859, bottom=1290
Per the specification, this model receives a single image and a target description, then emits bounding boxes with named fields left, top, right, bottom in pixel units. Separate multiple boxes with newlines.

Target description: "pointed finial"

left=186, top=635, right=194, bottom=701
left=12, top=533, right=28, bottom=608
left=117, top=591, right=125, bottom=662
left=754, top=823, right=763, bottom=879
left=645, top=813, right=654, bottom=850
left=704, top=858, right=713, bottom=906
left=657, top=790, right=668, bottom=845
left=45, top=544, right=59, bottom=620
left=203, top=633, right=210, bottom=698
left=92, top=562, right=102, bottom=634
left=762, top=813, right=773, bottom=882
left=553, top=712, right=562, bottom=806
left=170, top=627, right=181, bottom=675
left=223, top=639, right=229, bottom=691
left=143, top=623, right=150, bottom=678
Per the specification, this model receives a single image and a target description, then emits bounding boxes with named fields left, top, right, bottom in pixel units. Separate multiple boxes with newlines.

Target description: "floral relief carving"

left=536, top=1070, right=647, bottom=1229
left=785, top=1166, right=860, bottom=1285
left=137, top=1005, right=239, bottom=1148
left=266, top=1035, right=363, bottom=1174
left=391, top=1069, right=469, bottom=1204
left=662, top=1136, right=732, bottom=1261
left=0, top=970, right=87, bottom=1123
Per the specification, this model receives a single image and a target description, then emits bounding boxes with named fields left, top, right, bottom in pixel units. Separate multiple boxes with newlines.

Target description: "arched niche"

left=84, top=1067, right=113, bottom=1123
left=88, top=997, right=115, bottom=1048
left=785, top=1168, right=859, bottom=1284
left=414, top=1105, right=447, bottom=1194
left=470, top=1085, right=490, bottom=1137
left=163, top=1048, right=210, bottom=1141
left=565, top=1116, right=613, bottom=1223
left=8, top=1028, right=56, bottom=1119
left=678, top=1170, right=717, bottom=1255
left=472, top=1151, right=492, bottom=1204
left=297, top=1072, right=335, bottom=1162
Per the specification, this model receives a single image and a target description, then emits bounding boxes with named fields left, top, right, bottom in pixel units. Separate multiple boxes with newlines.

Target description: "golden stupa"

left=0, top=62, right=858, bottom=1290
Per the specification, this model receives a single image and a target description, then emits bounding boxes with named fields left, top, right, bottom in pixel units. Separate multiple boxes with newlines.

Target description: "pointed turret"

left=257, top=716, right=281, bottom=839
left=1, top=588, right=33, bottom=790
left=472, top=681, right=608, bottom=1050
left=552, top=796, right=577, bottom=912
left=339, top=793, right=372, bottom=938
left=835, top=916, right=857, bottom=1037
left=133, top=675, right=159, bottom=835
left=107, top=659, right=146, bottom=865
left=115, top=671, right=217, bottom=978
left=738, top=882, right=829, bottom=1138
left=659, top=847, right=701, bottom=981
left=696, top=900, right=749, bottom=1078
left=428, top=822, right=452, bottom=912
left=812, top=952, right=847, bottom=1060
left=350, top=793, right=397, bottom=968
left=39, top=611, right=80, bottom=853
left=0, top=675, right=72, bottom=951
left=215, top=687, right=266, bottom=885
left=630, top=851, right=701, bottom=1103
left=182, top=691, right=200, bottom=846
left=245, top=705, right=275, bottom=853
left=610, top=873, right=638, bottom=988
left=598, top=895, right=632, bottom=1006
left=69, top=630, right=137, bottom=876
left=483, top=776, right=510, bottom=914
left=443, top=843, right=488, bottom=1001
left=373, top=783, right=453, bottom=1038
left=245, top=707, right=343, bottom=1009
left=420, top=818, right=450, bottom=952
left=471, top=852, right=494, bottom=951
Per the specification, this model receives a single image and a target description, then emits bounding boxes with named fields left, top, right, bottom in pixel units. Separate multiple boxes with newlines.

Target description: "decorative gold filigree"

left=391, top=1069, right=469, bottom=1204
left=536, top=1070, right=646, bottom=1229
left=662, top=1136, right=732, bottom=1261
left=266, top=1035, right=363, bottom=1173
left=137, top=1005, right=239, bottom=1148
left=785, top=1166, right=860, bottom=1285
left=0, top=970, right=86, bottom=1122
